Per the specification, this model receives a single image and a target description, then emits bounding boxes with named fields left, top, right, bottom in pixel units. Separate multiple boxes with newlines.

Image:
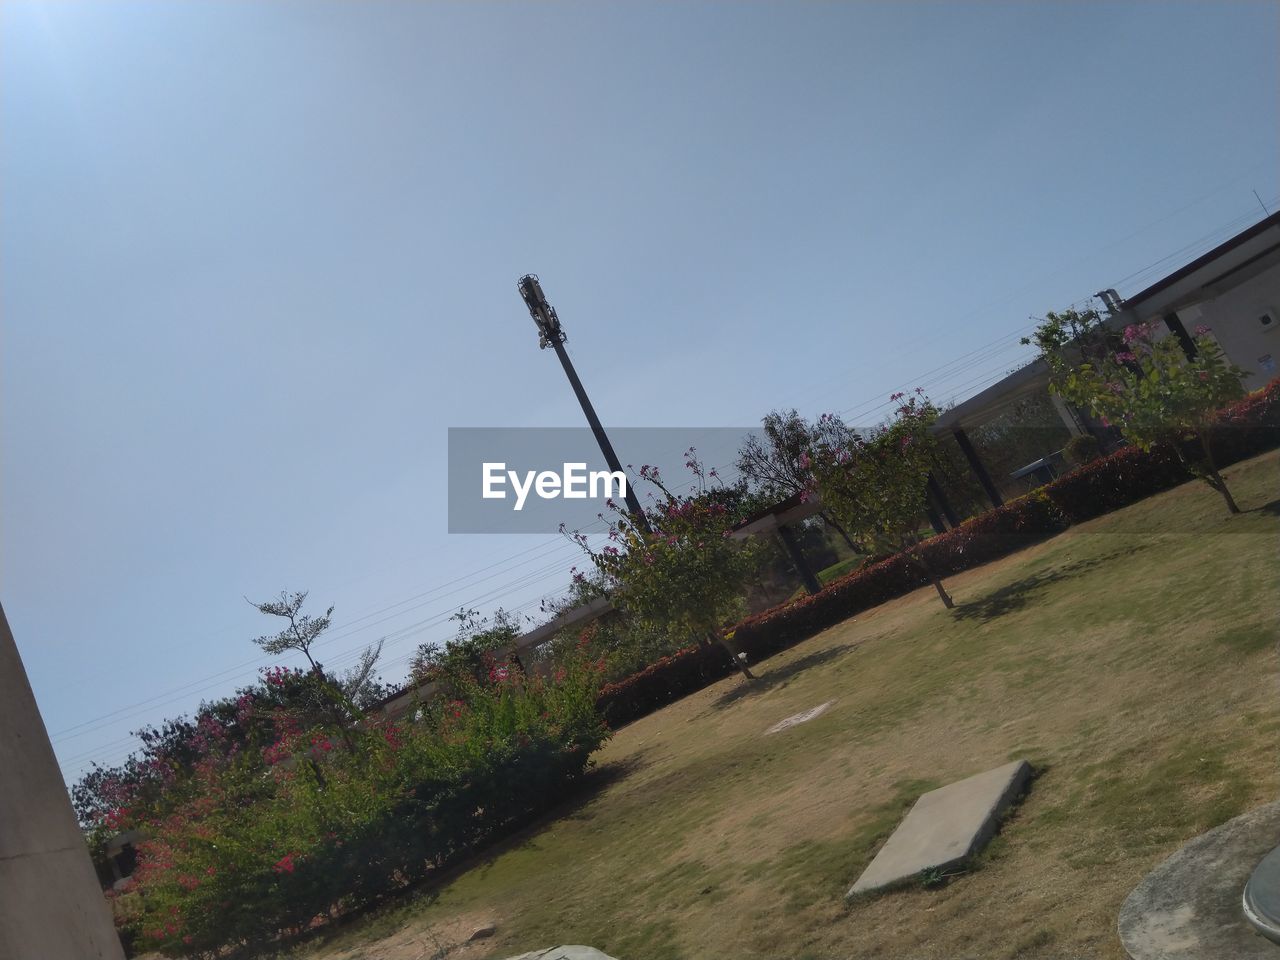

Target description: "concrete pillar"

left=0, top=603, right=125, bottom=960
left=776, top=525, right=822, bottom=596
left=1048, top=392, right=1088, bottom=439
left=952, top=427, right=1004, bottom=508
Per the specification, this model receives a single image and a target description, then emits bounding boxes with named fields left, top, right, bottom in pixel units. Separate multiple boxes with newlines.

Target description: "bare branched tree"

left=248, top=590, right=359, bottom=740
left=248, top=590, right=334, bottom=674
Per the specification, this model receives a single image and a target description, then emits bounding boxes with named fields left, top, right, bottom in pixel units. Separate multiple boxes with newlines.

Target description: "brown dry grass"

left=292, top=451, right=1280, bottom=960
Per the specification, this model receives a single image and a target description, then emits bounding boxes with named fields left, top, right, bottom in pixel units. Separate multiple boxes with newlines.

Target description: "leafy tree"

left=1023, top=309, right=1248, bottom=513
left=737, top=408, right=860, bottom=546
left=411, top=607, right=527, bottom=686
left=807, top=392, right=956, bottom=608
left=569, top=450, right=762, bottom=679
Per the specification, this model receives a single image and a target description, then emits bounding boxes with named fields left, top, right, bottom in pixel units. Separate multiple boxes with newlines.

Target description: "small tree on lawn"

left=736, top=408, right=861, bottom=547
left=807, top=391, right=955, bottom=608
left=568, top=449, right=761, bottom=680
left=1024, top=308, right=1248, bottom=513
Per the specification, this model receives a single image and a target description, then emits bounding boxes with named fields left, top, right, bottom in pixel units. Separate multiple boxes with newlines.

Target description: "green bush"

left=110, top=656, right=608, bottom=956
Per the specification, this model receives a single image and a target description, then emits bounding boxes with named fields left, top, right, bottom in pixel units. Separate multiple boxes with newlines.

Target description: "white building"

left=933, top=210, right=1280, bottom=508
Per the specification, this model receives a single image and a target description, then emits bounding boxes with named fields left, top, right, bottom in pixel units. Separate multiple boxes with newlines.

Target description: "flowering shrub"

left=807, top=392, right=957, bottom=608
left=569, top=449, right=763, bottom=680
left=101, top=654, right=608, bottom=956
left=1025, top=308, right=1249, bottom=512
left=595, top=379, right=1280, bottom=726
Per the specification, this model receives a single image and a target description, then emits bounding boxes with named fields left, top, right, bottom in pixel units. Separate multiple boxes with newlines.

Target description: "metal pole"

left=518, top=275, right=651, bottom=533
left=952, top=427, right=1004, bottom=508
left=547, top=337, right=650, bottom=529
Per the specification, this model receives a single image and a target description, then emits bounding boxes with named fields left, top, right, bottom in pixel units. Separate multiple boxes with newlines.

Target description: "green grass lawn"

left=781, top=554, right=864, bottom=602
left=296, top=451, right=1280, bottom=960
left=816, top=554, right=863, bottom=585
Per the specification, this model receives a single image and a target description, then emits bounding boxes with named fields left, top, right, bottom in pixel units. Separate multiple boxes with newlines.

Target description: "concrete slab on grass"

left=504, top=948, right=619, bottom=960
left=846, top=759, right=1031, bottom=897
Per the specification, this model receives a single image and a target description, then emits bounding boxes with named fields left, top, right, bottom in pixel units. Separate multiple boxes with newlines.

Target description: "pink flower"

left=1123, top=324, right=1140, bottom=343
left=273, top=853, right=297, bottom=874
left=1115, top=351, right=1136, bottom=363
left=1194, top=324, right=1211, bottom=336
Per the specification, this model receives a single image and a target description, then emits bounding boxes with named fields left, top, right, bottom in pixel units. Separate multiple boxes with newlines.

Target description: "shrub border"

left=597, top=378, right=1280, bottom=726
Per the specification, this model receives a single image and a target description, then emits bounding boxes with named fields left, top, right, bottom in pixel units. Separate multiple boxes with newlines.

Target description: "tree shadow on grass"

left=951, top=542, right=1154, bottom=625
left=1248, top=498, right=1280, bottom=517
left=708, top=642, right=860, bottom=711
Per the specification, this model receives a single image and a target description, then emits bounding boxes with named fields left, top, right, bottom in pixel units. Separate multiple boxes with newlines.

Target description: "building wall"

left=0, top=603, right=125, bottom=960
left=1178, top=263, right=1280, bottom=390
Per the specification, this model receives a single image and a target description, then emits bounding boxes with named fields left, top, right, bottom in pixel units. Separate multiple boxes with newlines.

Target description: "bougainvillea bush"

left=568, top=450, right=763, bottom=680
left=1024, top=308, right=1249, bottom=512
left=98, top=654, right=608, bottom=957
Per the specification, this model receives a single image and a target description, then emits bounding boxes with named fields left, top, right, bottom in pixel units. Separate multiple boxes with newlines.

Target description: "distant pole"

left=517, top=275, right=651, bottom=534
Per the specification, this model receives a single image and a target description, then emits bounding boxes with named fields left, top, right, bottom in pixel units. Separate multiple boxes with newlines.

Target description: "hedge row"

left=596, top=378, right=1280, bottom=726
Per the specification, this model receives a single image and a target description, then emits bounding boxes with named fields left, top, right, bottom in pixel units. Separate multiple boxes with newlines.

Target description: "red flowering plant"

left=409, top=606, right=525, bottom=692
left=101, top=630, right=609, bottom=957
left=806, top=392, right=957, bottom=608
left=568, top=449, right=763, bottom=680
left=1025, top=308, right=1249, bottom=513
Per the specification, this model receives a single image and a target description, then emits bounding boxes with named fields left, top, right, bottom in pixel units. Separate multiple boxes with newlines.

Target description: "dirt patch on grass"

left=314, top=909, right=501, bottom=960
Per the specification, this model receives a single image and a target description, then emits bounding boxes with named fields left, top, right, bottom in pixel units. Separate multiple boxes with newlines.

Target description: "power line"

left=50, top=533, right=591, bottom=744
left=57, top=550, right=587, bottom=773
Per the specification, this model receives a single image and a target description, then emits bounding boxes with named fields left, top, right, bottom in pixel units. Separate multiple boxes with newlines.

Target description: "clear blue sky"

left=2, top=1, right=1277, bottom=783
